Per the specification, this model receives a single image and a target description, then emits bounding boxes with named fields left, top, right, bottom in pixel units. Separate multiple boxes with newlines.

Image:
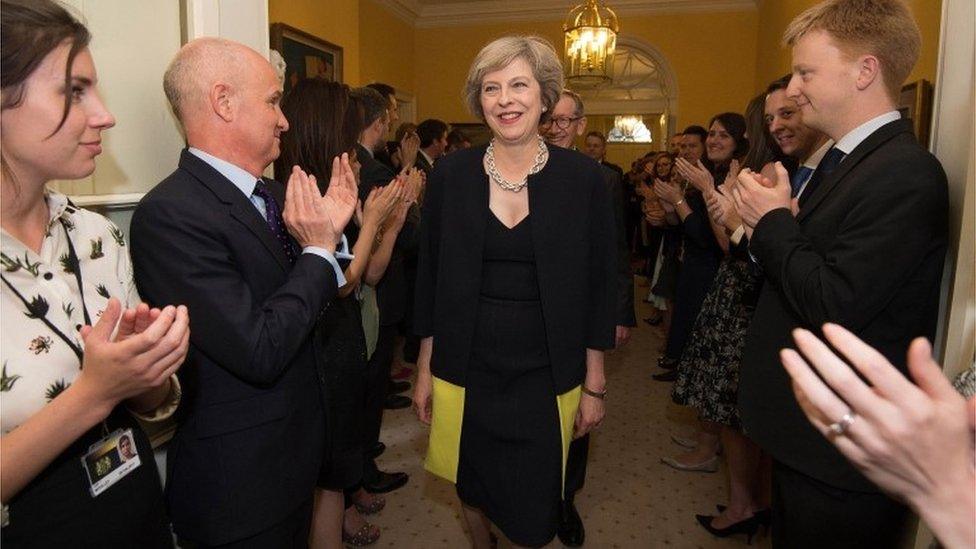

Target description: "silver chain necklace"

left=484, top=135, right=548, bottom=193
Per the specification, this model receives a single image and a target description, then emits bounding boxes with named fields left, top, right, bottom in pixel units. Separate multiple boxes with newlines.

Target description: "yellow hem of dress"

left=424, top=376, right=581, bottom=499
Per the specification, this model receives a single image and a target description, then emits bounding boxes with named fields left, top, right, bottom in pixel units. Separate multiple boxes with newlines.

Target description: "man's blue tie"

left=790, top=166, right=814, bottom=198
left=252, top=180, right=298, bottom=264
left=798, top=147, right=845, bottom=208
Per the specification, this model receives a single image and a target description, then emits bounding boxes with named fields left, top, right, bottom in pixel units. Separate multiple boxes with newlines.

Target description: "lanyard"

left=1, top=220, right=93, bottom=361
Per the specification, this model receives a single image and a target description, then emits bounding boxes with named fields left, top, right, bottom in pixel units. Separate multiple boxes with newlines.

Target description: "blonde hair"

left=463, top=35, right=564, bottom=123
left=782, top=0, right=920, bottom=101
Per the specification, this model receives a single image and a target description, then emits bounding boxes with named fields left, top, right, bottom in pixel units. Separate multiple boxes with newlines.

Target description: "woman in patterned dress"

left=0, top=1, right=188, bottom=545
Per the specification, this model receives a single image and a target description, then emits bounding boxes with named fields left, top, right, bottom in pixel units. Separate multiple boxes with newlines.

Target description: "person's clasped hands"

left=76, top=298, right=190, bottom=414
left=730, top=161, right=791, bottom=235
left=781, top=324, right=976, bottom=549
left=673, top=157, right=715, bottom=195
left=283, top=154, right=359, bottom=253
left=706, top=159, right=742, bottom=231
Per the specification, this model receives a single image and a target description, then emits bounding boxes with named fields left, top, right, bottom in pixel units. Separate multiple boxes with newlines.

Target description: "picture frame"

left=898, top=79, right=933, bottom=147
left=270, top=23, right=343, bottom=95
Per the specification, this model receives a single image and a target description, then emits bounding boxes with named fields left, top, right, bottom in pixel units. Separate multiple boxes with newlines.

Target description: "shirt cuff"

left=128, top=375, right=181, bottom=423
left=730, top=224, right=746, bottom=245
left=303, top=245, right=349, bottom=286
left=335, top=234, right=354, bottom=262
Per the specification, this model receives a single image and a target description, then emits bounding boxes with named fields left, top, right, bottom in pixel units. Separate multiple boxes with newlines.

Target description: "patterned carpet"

left=371, top=280, right=771, bottom=548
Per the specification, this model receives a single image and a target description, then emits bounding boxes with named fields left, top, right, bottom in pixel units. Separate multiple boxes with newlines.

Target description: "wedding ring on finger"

left=828, top=412, right=856, bottom=436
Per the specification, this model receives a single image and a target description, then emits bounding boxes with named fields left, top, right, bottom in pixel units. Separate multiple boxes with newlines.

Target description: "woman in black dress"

left=412, top=36, right=616, bottom=548
left=276, top=79, right=404, bottom=547
left=653, top=114, right=747, bottom=471
left=0, top=1, right=189, bottom=546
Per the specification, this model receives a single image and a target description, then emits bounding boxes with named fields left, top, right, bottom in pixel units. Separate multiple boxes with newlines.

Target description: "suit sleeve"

left=130, top=196, right=338, bottom=387
left=413, top=160, right=445, bottom=338
left=608, top=170, right=636, bottom=327
left=587, top=163, right=619, bottom=349
left=680, top=193, right=720, bottom=250
left=750, top=156, right=947, bottom=331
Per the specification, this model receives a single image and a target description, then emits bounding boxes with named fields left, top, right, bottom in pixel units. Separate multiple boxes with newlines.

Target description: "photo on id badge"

left=81, top=428, right=141, bottom=497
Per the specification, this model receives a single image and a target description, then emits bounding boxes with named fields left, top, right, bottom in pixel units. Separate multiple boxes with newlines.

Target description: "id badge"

left=80, top=428, right=142, bottom=497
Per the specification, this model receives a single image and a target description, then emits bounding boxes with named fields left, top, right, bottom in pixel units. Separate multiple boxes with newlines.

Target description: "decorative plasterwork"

left=372, top=0, right=756, bottom=28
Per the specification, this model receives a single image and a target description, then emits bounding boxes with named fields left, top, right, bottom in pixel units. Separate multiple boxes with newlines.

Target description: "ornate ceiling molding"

left=371, top=0, right=757, bottom=28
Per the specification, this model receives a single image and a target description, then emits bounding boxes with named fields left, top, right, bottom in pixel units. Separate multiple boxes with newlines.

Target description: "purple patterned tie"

left=252, top=180, right=298, bottom=264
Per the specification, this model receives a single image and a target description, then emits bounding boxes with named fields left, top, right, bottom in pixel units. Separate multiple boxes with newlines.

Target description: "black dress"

left=456, top=212, right=562, bottom=547
left=314, top=273, right=368, bottom=490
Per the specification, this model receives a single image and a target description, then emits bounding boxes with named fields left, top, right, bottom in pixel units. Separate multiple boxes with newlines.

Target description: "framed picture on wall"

left=898, top=79, right=933, bottom=147
left=270, top=23, right=343, bottom=94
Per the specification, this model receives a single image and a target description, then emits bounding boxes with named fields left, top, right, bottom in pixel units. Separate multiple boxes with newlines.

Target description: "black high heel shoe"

left=716, top=505, right=771, bottom=531
left=695, top=514, right=761, bottom=544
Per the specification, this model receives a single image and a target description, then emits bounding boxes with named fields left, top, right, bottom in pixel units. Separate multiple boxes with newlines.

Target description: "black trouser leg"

left=564, top=433, right=589, bottom=499
left=771, top=460, right=912, bottom=549
left=363, top=325, right=396, bottom=477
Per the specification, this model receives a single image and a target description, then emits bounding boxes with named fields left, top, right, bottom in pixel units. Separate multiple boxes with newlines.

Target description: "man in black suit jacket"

left=414, top=118, right=448, bottom=177
left=130, top=38, right=356, bottom=547
left=352, top=86, right=411, bottom=494
left=731, top=2, right=948, bottom=546
left=544, top=90, right=634, bottom=547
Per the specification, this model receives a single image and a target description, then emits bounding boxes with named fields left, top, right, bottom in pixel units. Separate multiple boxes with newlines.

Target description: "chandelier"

left=563, top=0, right=619, bottom=84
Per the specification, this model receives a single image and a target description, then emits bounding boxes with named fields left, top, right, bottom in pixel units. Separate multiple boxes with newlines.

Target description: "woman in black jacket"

left=411, top=35, right=616, bottom=548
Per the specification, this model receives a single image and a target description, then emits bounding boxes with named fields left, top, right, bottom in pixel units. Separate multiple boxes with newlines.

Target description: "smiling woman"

left=0, top=0, right=188, bottom=546
left=412, top=35, right=617, bottom=548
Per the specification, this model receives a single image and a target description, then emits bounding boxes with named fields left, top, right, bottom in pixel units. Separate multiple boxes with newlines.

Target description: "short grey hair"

left=463, top=35, right=564, bottom=123
left=560, top=88, right=585, bottom=117
left=163, top=37, right=254, bottom=125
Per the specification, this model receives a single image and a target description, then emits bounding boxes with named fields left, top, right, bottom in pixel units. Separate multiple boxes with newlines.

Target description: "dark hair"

left=1, top=0, right=90, bottom=135
left=351, top=86, right=388, bottom=128
left=417, top=119, right=448, bottom=148
left=741, top=93, right=783, bottom=172
left=366, top=82, right=395, bottom=101
left=649, top=151, right=673, bottom=177
left=447, top=128, right=470, bottom=148
left=706, top=112, right=749, bottom=161
left=585, top=131, right=606, bottom=144
left=766, top=73, right=792, bottom=95
left=681, top=125, right=707, bottom=144
left=394, top=122, right=417, bottom=142
left=276, top=79, right=363, bottom=191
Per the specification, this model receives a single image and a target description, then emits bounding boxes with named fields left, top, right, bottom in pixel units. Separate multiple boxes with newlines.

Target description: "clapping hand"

left=76, top=298, right=189, bottom=409
left=731, top=161, right=791, bottom=229
left=652, top=177, right=684, bottom=206
left=363, top=177, right=404, bottom=230
left=781, top=324, right=976, bottom=549
left=399, top=132, right=420, bottom=172
left=674, top=157, right=715, bottom=194
left=706, top=185, right=741, bottom=231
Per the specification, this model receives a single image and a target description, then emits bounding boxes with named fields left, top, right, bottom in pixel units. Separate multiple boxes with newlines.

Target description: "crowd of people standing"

left=1, top=0, right=972, bottom=548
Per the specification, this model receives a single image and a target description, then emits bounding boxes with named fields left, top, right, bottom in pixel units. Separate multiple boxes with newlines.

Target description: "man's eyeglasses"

left=546, top=116, right=583, bottom=130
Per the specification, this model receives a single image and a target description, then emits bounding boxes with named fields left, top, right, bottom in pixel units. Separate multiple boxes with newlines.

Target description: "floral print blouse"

left=1, top=191, right=168, bottom=434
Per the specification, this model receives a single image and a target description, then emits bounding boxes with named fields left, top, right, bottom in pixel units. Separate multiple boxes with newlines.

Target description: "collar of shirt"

left=359, top=143, right=375, bottom=158
left=419, top=149, right=434, bottom=166
left=833, top=111, right=901, bottom=155
left=188, top=147, right=261, bottom=198
left=802, top=139, right=836, bottom=169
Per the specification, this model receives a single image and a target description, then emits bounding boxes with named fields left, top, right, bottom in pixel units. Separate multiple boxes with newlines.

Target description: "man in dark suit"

left=583, top=130, right=625, bottom=182
left=544, top=89, right=635, bottom=547
left=414, top=118, right=449, bottom=176
left=731, top=1, right=948, bottom=546
left=130, top=38, right=357, bottom=547
left=351, top=86, right=411, bottom=494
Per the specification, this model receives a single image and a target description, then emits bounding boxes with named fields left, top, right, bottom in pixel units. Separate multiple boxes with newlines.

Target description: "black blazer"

left=130, top=150, right=338, bottom=545
left=600, top=163, right=636, bottom=327
left=738, top=119, right=948, bottom=491
left=414, top=145, right=617, bottom=393
left=414, top=151, right=434, bottom=177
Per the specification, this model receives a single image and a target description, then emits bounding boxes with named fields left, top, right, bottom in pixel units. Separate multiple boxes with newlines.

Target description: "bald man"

left=130, top=38, right=357, bottom=547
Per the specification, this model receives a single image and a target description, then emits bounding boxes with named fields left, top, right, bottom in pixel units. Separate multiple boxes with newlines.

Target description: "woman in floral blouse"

left=0, top=1, right=189, bottom=545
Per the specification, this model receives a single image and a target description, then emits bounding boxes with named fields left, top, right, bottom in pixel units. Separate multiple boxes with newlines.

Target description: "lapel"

left=178, top=150, right=291, bottom=271
left=797, top=119, right=913, bottom=223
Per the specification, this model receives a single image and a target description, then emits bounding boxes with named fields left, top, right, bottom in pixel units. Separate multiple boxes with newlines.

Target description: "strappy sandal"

left=354, top=494, right=386, bottom=515
left=342, top=522, right=380, bottom=547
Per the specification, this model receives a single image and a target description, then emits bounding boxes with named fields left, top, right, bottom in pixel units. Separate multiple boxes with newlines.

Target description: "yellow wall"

left=755, top=0, right=942, bottom=89
left=269, top=0, right=361, bottom=85
left=414, top=10, right=760, bottom=131
left=359, top=0, right=416, bottom=94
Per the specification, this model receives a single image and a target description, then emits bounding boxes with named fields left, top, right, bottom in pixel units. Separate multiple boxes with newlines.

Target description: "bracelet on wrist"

left=581, top=384, right=607, bottom=400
